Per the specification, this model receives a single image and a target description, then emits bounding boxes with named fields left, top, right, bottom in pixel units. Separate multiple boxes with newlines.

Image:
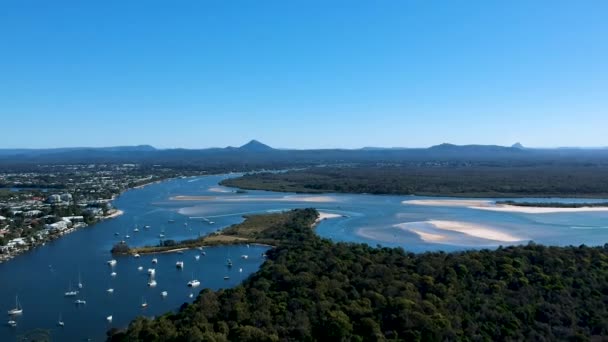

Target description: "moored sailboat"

left=7, top=295, right=22, bottom=315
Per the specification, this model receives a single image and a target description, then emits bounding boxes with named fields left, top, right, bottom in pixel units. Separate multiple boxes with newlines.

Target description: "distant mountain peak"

left=511, top=142, right=525, bottom=149
left=238, top=140, right=273, bottom=151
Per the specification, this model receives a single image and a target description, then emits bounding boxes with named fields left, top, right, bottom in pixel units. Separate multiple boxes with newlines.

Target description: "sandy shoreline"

left=315, top=211, right=343, bottom=223
left=403, top=199, right=608, bottom=214
left=104, top=209, right=124, bottom=219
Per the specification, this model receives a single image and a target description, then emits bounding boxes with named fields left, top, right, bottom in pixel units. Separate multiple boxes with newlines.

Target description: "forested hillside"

left=109, top=209, right=608, bottom=341
left=221, top=165, right=608, bottom=197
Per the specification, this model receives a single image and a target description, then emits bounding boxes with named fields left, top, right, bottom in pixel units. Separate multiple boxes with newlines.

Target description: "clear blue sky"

left=1, top=1, right=607, bottom=149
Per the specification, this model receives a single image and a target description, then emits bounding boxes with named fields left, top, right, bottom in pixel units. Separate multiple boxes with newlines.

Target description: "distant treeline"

left=109, top=209, right=608, bottom=341
left=221, top=165, right=608, bottom=198
left=497, top=201, right=608, bottom=208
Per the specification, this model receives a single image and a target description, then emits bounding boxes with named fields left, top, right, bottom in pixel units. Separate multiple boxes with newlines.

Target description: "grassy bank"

left=114, top=209, right=319, bottom=255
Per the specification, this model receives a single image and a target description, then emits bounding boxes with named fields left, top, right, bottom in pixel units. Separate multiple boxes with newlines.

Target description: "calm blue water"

left=2, top=173, right=608, bottom=340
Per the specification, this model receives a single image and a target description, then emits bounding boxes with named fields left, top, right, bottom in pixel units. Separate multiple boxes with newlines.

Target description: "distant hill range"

left=1, top=140, right=607, bottom=166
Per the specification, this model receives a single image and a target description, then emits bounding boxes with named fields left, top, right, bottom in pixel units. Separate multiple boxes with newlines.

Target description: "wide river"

left=2, top=173, right=608, bottom=340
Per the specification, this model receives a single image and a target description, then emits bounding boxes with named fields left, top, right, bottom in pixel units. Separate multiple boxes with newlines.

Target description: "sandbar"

left=472, top=205, right=608, bottom=214
left=170, top=195, right=216, bottom=201
left=404, top=199, right=493, bottom=207
left=427, top=220, right=522, bottom=242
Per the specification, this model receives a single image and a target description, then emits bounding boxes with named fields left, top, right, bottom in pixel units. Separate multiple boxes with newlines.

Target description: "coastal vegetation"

left=110, top=209, right=608, bottom=341
left=115, top=209, right=319, bottom=255
left=221, top=165, right=608, bottom=198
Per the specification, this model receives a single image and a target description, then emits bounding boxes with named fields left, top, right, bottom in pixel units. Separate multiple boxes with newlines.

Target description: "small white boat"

left=114, top=232, right=120, bottom=236
left=144, top=225, right=151, bottom=229
left=246, top=244, right=250, bottom=248
left=159, top=233, right=165, bottom=238
left=223, top=276, right=230, bottom=280
left=134, top=253, right=140, bottom=258
left=241, top=255, right=248, bottom=259
left=7, top=296, right=22, bottom=315
left=176, top=261, right=184, bottom=269
left=226, top=259, right=233, bottom=267
left=239, top=268, right=243, bottom=273
left=152, top=258, right=158, bottom=264
left=57, top=314, right=65, bottom=327
left=78, top=273, right=83, bottom=288
left=107, top=288, right=114, bottom=293
left=107, top=260, right=117, bottom=266
left=64, top=290, right=78, bottom=297
left=106, top=315, right=113, bottom=323
left=125, top=234, right=130, bottom=239
left=148, top=279, right=157, bottom=287
left=7, top=320, right=17, bottom=327
left=184, top=222, right=188, bottom=227
left=147, top=268, right=155, bottom=275
left=161, top=291, right=168, bottom=297
left=209, top=221, right=215, bottom=225
left=201, top=251, right=206, bottom=256
left=141, top=297, right=148, bottom=308
left=194, top=255, right=200, bottom=261
left=111, top=272, right=117, bottom=277
left=74, top=299, right=87, bottom=305
left=134, top=228, right=139, bottom=232
left=137, top=266, right=143, bottom=271
left=188, top=293, right=194, bottom=298
left=187, top=279, right=200, bottom=287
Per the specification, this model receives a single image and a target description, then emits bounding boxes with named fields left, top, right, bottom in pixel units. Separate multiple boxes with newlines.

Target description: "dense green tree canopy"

left=109, top=209, right=608, bottom=341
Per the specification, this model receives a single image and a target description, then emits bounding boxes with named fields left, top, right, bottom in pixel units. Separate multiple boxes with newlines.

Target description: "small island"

left=111, top=208, right=319, bottom=255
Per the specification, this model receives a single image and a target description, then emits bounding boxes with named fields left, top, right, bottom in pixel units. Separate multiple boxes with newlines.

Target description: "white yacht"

left=241, top=255, right=248, bottom=259
left=74, top=299, right=87, bottom=305
left=148, top=279, right=157, bottom=287
left=187, top=279, right=200, bottom=287
left=144, top=225, right=151, bottom=229
left=194, top=255, right=200, bottom=261
left=106, top=315, right=113, bottom=323
left=7, top=320, right=17, bottom=327
left=176, top=261, right=184, bottom=269
left=161, top=291, right=168, bottom=297
left=226, top=259, right=233, bottom=267
left=107, top=288, right=114, bottom=293
left=134, top=227, right=139, bottom=232
left=239, top=268, right=243, bottom=273
left=141, top=297, right=148, bottom=308
left=137, top=266, right=143, bottom=271
left=152, top=258, right=158, bottom=264
left=57, top=314, right=65, bottom=327
left=7, top=296, right=22, bottom=315
left=188, top=293, right=194, bottom=298
left=134, top=253, right=140, bottom=258
left=125, top=234, right=130, bottom=239
left=78, top=273, right=83, bottom=289
left=111, top=272, right=117, bottom=277
left=147, top=268, right=155, bottom=275
left=224, top=276, right=230, bottom=280
left=107, top=259, right=117, bottom=266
